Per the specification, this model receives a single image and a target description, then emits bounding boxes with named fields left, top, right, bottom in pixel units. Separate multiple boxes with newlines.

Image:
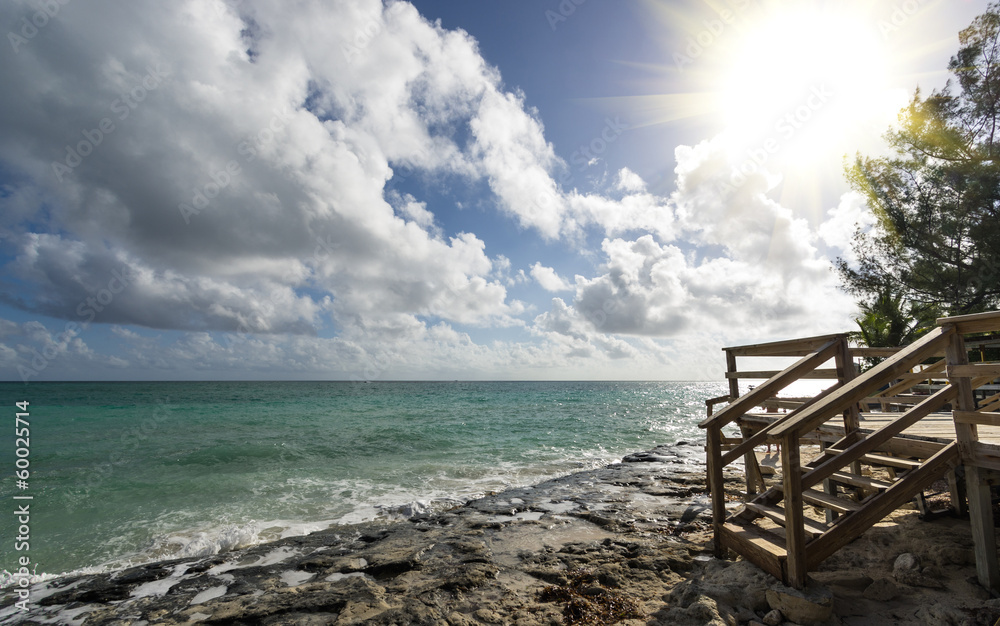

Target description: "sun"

left=715, top=4, right=903, bottom=169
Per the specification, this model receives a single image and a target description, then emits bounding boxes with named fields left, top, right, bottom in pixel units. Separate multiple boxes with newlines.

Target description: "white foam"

left=189, top=585, right=227, bottom=605
left=279, top=570, right=313, bottom=587
left=130, top=564, right=190, bottom=599
left=207, top=546, right=301, bottom=576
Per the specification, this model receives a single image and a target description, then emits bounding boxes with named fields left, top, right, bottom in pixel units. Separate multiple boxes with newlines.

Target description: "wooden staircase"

left=701, top=314, right=1000, bottom=590
left=717, top=439, right=960, bottom=583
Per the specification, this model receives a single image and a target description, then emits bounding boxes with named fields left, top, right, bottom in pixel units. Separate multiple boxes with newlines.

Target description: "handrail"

left=699, top=338, right=842, bottom=429
left=724, top=333, right=847, bottom=357
left=770, top=326, right=956, bottom=439
left=937, top=310, right=1000, bottom=334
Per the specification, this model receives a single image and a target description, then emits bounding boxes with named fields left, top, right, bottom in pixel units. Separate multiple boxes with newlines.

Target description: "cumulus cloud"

left=530, top=263, right=572, bottom=292
left=536, top=137, right=856, bottom=352
left=0, top=0, right=865, bottom=380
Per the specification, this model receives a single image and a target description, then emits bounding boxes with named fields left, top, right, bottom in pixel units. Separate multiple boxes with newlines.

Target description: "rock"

left=893, top=552, right=920, bottom=578
left=762, top=608, right=784, bottom=625
left=765, top=582, right=833, bottom=625
left=863, top=577, right=899, bottom=601
left=892, top=552, right=944, bottom=588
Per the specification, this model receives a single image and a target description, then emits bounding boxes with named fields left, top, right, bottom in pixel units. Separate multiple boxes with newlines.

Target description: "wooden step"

left=822, top=448, right=922, bottom=470
left=743, top=502, right=829, bottom=539
left=828, top=471, right=894, bottom=491
left=719, top=521, right=786, bottom=581
left=860, top=453, right=921, bottom=470
left=800, top=488, right=861, bottom=514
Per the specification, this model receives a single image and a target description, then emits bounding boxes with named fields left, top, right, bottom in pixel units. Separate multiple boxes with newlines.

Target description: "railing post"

left=946, top=331, right=1000, bottom=591
left=725, top=349, right=740, bottom=400
left=781, top=430, right=807, bottom=588
left=836, top=337, right=864, bottom=485
left=707, top=424, right=726, bottom=558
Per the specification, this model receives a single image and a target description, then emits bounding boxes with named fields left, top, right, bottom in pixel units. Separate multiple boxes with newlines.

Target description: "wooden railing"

left=701, top=310, right=1000, bottom=591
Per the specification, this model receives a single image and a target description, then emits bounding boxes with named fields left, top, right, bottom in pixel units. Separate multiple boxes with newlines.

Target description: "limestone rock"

left=862, top=577, right=899, bottom=601
left=893, top=552, right=945, bottom=588
left=892, top=552, right=920, bottom=579
left=765, top=582, right=833, bottom=625
left=762, top=608, right=784, bottom=625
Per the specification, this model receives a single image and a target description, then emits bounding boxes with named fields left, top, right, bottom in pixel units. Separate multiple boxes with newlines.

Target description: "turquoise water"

left=0, top=381, right=724, bottom=580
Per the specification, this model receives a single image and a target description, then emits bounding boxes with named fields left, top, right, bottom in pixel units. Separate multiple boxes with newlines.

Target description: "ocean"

left=0, top=380, right=725, bottom=583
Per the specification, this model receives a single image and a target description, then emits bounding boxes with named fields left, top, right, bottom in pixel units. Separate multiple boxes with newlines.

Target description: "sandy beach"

left=2, top=442, right=998, bottom=625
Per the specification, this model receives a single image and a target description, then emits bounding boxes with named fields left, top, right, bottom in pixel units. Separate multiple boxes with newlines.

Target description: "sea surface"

left=0, top=380, right=725, bottom=582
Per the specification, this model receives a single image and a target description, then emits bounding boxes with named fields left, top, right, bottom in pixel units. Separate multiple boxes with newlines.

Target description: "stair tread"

left=823, top=448, right=922, bottom=469
left=801, top=488, right=861, bottom=513
left=861, top=453, right=922, bottom=469
left=829, top=471, right=894, bottom=491
left=743, top=502, right=829, bottom=538
left=719, top=521, right=787, bottom=581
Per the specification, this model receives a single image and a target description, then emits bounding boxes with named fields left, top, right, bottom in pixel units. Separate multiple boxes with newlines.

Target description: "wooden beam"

left=946, top=333, right=1000, bottom=591
left=725, top=369, right=840, bottom=380
left=726, top=351, right=740, bottom=402
left=936, top=310, right=1000, bottom=335
left=771, top=327, right=956, bottom=439
left=972, top=444, right=1000, bottom=472
left=781, top=433, right=807, bottom=589
left=700, top=338, right=842, bottom=429
left=947, top=364, right=1000, bottom=379
left=725, top=333, right=848, bottom=357
left=707, top=426, right=726, bottom=559
left=850, top=347, right=903, bottom=357
left=954, top=410, right=1000, bottom=427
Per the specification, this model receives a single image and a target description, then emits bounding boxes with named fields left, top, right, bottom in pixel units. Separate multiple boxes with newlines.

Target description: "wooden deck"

left=744, top=410, right=1000, bottom=445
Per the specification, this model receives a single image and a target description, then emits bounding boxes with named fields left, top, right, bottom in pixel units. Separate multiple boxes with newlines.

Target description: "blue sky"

left=0, top=0, right=988, bottom=381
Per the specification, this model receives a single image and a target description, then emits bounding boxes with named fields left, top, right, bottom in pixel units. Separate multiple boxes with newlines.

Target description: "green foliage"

left=839, top=3, right=1000, bottom=318
left=850, top=287, right=938, bottom=369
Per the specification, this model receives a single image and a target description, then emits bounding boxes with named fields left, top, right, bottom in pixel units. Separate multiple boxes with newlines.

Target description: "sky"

left=0, top=0, right=989, bottom=382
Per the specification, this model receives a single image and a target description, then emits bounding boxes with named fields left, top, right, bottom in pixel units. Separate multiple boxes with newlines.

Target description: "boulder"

left=863, top=577, right=899, bottom=602
left=765, top=582, right=833, bottom=625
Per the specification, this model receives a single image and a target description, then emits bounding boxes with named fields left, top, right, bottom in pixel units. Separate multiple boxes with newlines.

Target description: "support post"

left=741, top=423, right=764, bottom=496
left=707, top=425, right=727, bottom=558
left=946, top=332, right=1000, bottom=591
left=781, top=431, right=807, bottom=588
left=726, top=349, right=740, bottom=400
left=836, top=337, right=863, bottom=478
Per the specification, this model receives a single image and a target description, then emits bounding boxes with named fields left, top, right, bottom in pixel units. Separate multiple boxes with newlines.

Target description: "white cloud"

left=0, top=0, right=868, bottom=380
left=530, top=263, right=572, bottom=292
left=818, top=191, right=875, bottom=264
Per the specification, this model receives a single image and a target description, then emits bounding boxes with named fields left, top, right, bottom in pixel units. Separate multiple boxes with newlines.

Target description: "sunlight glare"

left=716, top=6, right=900, bottom=166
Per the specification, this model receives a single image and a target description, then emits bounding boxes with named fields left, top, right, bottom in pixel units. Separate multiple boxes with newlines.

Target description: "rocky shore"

left=2, top=442, right=998, bottom=625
